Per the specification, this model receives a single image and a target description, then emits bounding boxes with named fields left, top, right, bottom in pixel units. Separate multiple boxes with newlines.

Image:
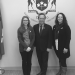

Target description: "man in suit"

left=33, top=13, right=52, bottom=75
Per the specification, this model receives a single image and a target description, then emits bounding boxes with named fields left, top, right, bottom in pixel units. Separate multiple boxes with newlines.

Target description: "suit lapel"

left=37, top=24, right=40, bottom=36
left=37, top=24, right=46, bottom=36
left=41, top=24, right=46, bottom=35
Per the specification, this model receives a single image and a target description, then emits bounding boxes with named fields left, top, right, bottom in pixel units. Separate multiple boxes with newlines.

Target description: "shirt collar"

left=39, top=24, right=44, bottom=27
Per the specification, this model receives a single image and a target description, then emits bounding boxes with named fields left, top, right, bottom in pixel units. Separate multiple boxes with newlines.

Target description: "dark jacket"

left=17, top=26, right=35, bottom=52
left=33, top=24, right=52, bottom=51
left=53, top=24, right=71, bottom=58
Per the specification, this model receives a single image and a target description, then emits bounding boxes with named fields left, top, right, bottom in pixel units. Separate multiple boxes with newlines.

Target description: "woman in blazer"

left=53, top=13, right=71, bottom=75
left=17, top=16, right=35, bottom=75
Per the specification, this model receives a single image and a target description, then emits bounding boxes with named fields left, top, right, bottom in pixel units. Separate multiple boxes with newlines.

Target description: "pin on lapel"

left=54, top=27, right=55, bottom=29
left=61, top=27, right=63, bottom=29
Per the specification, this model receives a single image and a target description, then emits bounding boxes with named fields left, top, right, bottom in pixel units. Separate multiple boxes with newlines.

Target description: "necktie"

left=40, top=25, right=42, bottom=34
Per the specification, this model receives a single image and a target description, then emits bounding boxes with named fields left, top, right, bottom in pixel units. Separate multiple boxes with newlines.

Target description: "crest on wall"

left=28, top=0, right=56, bottom=14
left=25, top=0, right=57, bottom=22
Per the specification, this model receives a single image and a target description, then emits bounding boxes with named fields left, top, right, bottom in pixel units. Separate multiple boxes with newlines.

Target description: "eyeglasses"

left=23, top=20, right=28, bottom=21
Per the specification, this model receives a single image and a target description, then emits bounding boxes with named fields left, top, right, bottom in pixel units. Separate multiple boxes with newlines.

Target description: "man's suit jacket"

left=33, top=23, right=52, bottom=51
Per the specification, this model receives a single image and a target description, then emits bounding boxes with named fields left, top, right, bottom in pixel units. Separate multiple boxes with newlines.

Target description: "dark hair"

left=21, top=16, right=30, bottom=27
left=55, top=12, right=68, bottom=25
left=38, top=13, right=46, bottom=19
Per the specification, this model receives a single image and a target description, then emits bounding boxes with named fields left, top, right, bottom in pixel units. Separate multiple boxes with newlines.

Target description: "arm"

left=52, top=26, right=55, bottom=48
left=17, top=29, right=27, bottom=48
left=47, top=26, right=53, bottom=49
left=64, top=25, right=71, bottom=49
left=29, top=28, right=35, bottom=48
left=33, top=25, right=36, bottom=47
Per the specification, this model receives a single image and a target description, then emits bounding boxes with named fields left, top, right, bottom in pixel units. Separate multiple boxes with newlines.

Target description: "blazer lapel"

left=37, top=24, right=46, bottom=36
left=41, top=24, right=46, bottom=35
left=37, top=24, right=40, bottom=36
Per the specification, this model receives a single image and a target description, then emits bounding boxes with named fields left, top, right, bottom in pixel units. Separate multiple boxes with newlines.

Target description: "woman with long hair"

left=17, top=16, right=35, bottom=75
left=53, top=13, right=71, bottom=75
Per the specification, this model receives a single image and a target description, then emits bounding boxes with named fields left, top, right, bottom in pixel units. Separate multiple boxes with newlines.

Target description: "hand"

left=47, top=48, right=51, bottom=52
left=63, top=48, right=68, bottom=53
left=1, top=37, right=3, bottom=43
left=26, top=47, right=31, bottom=52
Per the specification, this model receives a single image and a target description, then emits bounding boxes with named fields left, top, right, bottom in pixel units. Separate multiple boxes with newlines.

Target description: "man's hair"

left=38, top=13, right=46, bottom=19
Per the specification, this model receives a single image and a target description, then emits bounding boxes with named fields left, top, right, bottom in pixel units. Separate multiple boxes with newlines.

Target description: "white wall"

left=0, top=0, right=75, bottom=68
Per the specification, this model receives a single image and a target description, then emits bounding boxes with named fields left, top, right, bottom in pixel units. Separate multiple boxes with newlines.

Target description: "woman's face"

left=57, top=14, right=63, bottom=24
left=23, top=17, right=29, bottom=26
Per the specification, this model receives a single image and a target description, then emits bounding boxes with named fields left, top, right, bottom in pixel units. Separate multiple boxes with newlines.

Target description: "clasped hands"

left=47, top=48, right=51, bottom=52
left=63, top=48, right=68, bottom=53
left=47, top=48, right=68, bottom=53
left=25, top=47, right=51, bottom=52
left=26, top=47, right=31, bottom=52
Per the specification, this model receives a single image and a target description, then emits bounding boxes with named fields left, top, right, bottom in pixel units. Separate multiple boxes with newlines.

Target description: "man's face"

left=38, top=15, right=46, bottom=25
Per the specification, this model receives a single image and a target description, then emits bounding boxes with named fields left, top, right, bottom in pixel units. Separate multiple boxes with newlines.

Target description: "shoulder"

left=64, top=24, right=70, bottom=28
left=45, top=24, right=52, bottom=31
left=45, top=24, right=52, bottom=28
left=63, top=24, right=71, bottom=31
left=29, top=26, right=34, bottom=31
left=29, top=25, right=33, bottom=29
left=33, top=24, right=39, bottom=29
left=18, top=26, right=24, bottom=33
left=33, top=24, right=38, bottom=27
left=18, top=27, right=21, bottom=32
